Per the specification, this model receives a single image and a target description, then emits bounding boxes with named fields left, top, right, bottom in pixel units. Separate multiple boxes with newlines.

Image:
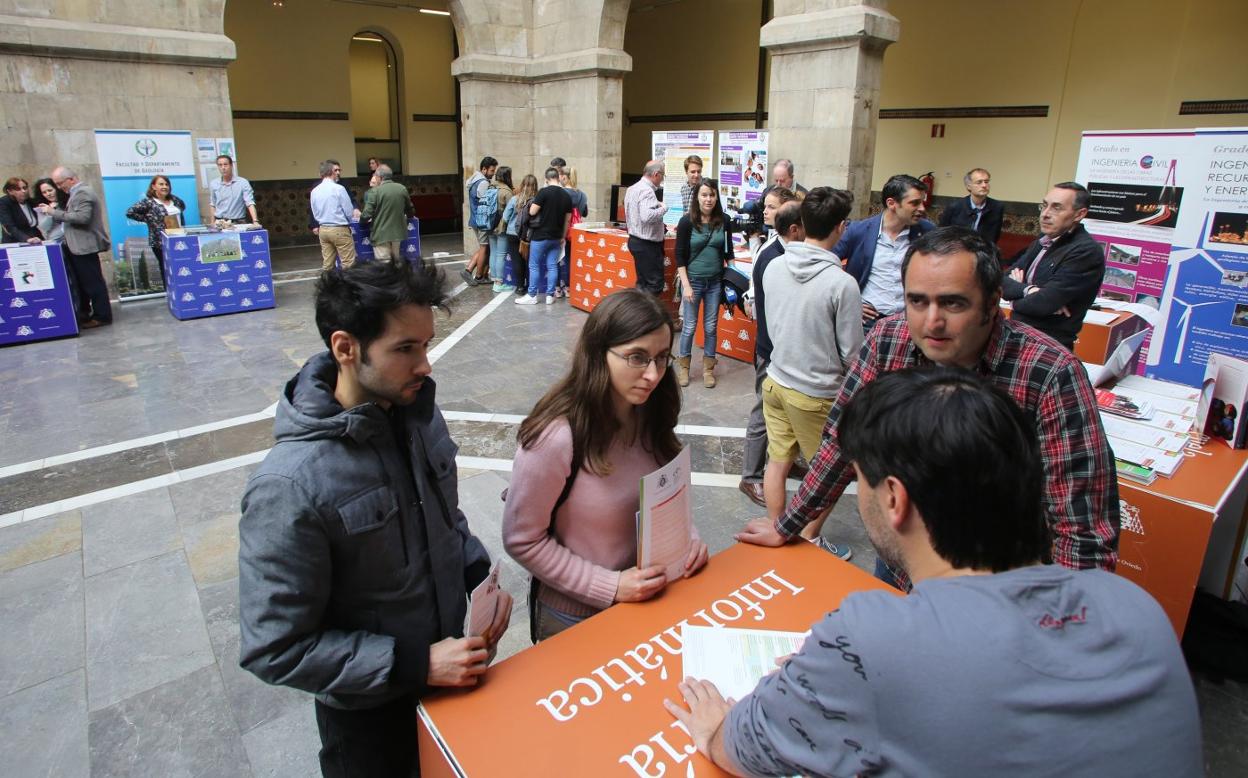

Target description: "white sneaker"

left=545, top=295, right=556, bottom=305
left=515, top=294, right=538, bottom=305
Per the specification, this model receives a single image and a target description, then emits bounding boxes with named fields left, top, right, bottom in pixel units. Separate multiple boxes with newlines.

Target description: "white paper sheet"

left=681, top=625, right=809, bottom=703
left=1093, top=298, right=1162, bottom=328
left=1106, top=437, right=1185, bottom=476
left=465, top=561, right=503, bottom=639
left=1115, top=374, right=1201, bottom=402
left=6, top=244, right=53, bottom=291
left=1083, top=309, right=1121, bottom=326
left=1100, top=415, right=1191, bottom=453
left=637, top=447, right=692, bottom=580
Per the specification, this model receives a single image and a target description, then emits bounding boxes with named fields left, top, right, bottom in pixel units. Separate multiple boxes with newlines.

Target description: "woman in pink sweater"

left=503, top=289, right=709, bottom=641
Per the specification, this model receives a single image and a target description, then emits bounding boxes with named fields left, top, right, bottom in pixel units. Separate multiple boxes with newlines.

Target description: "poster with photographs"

left=650, top=131, right=715, bottom=226
left=1076, top=129, right=1194, bottom=309
left=1148, top=127, right=1248, bottom=387
left=716, top=130, right=768, bottom=218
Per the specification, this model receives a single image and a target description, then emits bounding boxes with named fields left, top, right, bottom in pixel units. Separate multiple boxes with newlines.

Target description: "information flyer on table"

left=1147, top=128, right=1248, bottom=388
left=650, top=131, right=714, bottom=226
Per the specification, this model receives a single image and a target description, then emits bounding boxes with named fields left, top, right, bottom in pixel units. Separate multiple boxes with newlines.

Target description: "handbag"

left=519, top=239, right=531, bottom=260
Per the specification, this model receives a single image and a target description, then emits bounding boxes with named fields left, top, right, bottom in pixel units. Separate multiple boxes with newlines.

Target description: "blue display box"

left=0, top=242, right=79, bottom=345
left=350, top=217, right=422, bottom=263
left=161, top=229, right=276, bottom=321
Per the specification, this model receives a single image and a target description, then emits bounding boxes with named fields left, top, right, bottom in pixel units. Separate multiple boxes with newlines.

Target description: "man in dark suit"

left=1001, top=182, right=1104, bottom=350
left=939, top=167, right=1004, bottom=244
left=835, top=174, right=935, bottom=330
left=37, top=166, right=113, bottom=327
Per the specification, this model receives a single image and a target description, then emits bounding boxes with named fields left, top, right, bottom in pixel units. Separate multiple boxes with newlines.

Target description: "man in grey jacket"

left=760, top=187, right=862, bottom=557
left=37, top=166, right=112, bottom=326
left=238, top=261, right=510, bottom=777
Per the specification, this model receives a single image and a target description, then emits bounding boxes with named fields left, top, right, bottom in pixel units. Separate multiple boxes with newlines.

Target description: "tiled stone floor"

left=1, top=238, right=1245, bottom=776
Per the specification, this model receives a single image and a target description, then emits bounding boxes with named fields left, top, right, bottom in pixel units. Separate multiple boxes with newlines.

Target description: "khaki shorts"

left=472, top=226, right=491, bottom=245
left=762, top=376, right=833, bottom=462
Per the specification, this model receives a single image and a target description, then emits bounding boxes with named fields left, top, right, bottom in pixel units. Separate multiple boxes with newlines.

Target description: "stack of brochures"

left=1098, top=376, right=1198, bottom=481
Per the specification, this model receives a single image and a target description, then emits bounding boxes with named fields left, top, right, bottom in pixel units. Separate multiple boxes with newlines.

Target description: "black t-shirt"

left=530, top=185, right=573, bottom=241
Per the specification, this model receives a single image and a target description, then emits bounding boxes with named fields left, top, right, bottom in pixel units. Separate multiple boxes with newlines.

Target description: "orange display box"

left=418, top=542, right=896, bottom=777
left=569, top=226, right=758, bottom=363
left=1074, top=309, right=1150, bottom=366
left=1116, top=435, right=1248, bottom=635
left=568, top=226, right=676, bottom=316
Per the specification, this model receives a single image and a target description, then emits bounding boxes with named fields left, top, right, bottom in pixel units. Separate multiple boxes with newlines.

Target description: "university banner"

left=1148, top=127, right=1248, bottom=388
left=93, top=130, right=201, bottom=299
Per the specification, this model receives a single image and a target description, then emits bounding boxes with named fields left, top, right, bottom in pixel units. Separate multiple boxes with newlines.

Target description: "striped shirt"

left=624, top=177, right=666, bottom=241
left=777, top=313, right=1120, bottom=583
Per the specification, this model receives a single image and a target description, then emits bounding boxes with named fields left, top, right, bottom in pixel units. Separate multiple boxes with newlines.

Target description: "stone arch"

left=348, top=26, right=407, bottom=174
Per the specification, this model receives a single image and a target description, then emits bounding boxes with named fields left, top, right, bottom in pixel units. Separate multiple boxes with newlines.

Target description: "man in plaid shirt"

left=737, top=226, right=1119, bottom=585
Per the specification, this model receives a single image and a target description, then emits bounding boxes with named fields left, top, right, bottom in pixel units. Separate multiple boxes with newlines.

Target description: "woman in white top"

left=126, top=174, right=186, bottom=286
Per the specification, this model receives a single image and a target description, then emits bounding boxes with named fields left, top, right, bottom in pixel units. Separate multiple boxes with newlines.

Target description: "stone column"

left=452, top=47, right=630, bottom=254
left=762, top=0, right=899, bottom=215
left=530, top=49, right=630, bottom=224
left=453, top=56, right=536, bottom=255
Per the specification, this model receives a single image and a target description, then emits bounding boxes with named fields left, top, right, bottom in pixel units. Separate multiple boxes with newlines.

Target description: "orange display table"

left=568, top=226, right=676, bottom=315
left=1116, top=434, right=1248, bottom=635
left=569, top=225, right=758, bottom=363
left=417, top=542, right=895, bottom=777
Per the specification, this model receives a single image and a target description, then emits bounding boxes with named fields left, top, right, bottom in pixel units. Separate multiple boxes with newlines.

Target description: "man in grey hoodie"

left=760, top=187, right=862, bottom=557
left=238, top=261, right=511, bottom=777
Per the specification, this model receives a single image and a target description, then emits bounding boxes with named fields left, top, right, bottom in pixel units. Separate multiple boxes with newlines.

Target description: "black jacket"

left=939, top=195, right=1004, bottom=245
left=1002, top=223, right=1105, bottom=350
left=0, top=194, right=42, bottom=243
left=239, top=352, right=491, bottom=710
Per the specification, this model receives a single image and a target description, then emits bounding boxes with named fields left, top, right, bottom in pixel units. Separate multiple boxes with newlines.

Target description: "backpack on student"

left=469, top=179, right=500, bottom=231
left=500, top=442, right=582, bottom=644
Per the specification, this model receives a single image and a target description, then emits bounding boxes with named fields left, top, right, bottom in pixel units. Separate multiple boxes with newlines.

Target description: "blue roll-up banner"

left=93, top=130, right=201, bottom=300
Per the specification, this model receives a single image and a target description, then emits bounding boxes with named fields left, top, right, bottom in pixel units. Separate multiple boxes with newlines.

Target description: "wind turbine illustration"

left=1169, top=298, right=1221, bottom=363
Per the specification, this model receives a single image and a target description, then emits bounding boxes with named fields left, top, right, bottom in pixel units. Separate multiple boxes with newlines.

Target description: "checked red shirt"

left=777, top=313, right=1120, bottom=585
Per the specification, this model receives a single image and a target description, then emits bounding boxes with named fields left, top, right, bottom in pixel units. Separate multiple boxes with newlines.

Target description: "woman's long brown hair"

left=518, top=289, right=682, bottom=475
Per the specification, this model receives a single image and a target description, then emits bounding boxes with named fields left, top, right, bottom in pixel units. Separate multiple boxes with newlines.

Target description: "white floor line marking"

left=441, top=412, right=747, bottom=440
left=2, top=448, right=764, bottom=527
left=428, top=291, right=511, bottom=364
left=1, top=450, right=272, bottom=527
left=675, top=423, right=747, bottom=438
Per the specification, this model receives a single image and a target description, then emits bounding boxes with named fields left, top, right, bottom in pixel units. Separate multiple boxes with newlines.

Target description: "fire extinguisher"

left=919, top=172, right=935, bottom=209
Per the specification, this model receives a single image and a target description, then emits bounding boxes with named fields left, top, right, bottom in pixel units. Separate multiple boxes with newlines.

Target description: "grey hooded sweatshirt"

left=238, top=352, right=491, bottom=710
left=762, top=240, right=864, bottom=399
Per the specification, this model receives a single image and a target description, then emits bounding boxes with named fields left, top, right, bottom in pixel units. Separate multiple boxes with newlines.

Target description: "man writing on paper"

left=1001, top=182, right=1105, bottom=350
left=667, top=367, right=1202, bottom=777
left=738, top=227, right=1119, bottom=587
left=238, top=261, right=510, bottom=777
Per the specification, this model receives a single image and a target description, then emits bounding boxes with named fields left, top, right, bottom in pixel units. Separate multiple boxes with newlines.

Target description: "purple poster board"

left=161, top=229, right=276, bottom=321
left=0, top=242, right=79, bottom=346
left=349, top=217, right=422, bottom=263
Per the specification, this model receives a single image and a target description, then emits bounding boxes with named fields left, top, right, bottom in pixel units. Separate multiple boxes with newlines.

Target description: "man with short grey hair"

left=36, top=166, right=113, bottom=327
left=624, top=159, right=668, bottom=295
left=311, top=159, right=359, bottom=271
left=361, top=164, right=414, bottom=264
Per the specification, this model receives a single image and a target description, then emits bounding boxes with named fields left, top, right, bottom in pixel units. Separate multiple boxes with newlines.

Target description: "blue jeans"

left=528, top=238, right=561, bottom=296
left=488, top=233, right=509, bottom=282
left=678, top=276, right=721, bottom=358
left=558, top=239, right=571, bottom=288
